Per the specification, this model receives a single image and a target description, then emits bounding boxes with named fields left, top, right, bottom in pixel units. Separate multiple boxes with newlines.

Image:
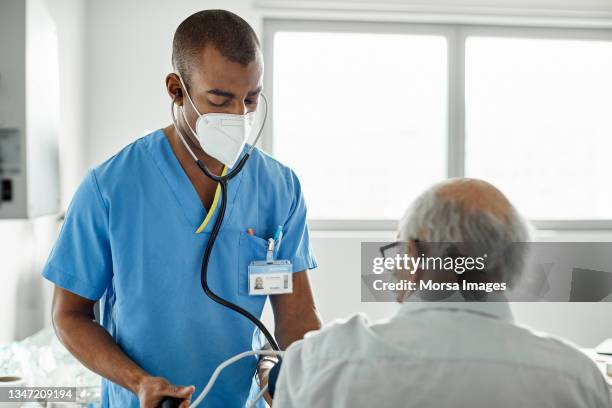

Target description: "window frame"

left=262, top=19, right=612, bottom=231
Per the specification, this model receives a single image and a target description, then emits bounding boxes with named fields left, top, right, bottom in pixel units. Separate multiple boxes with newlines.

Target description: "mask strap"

left=246, top=93, right=268, bottom=155
left=170, top=98, right=199, bottom=162
left=180, top=105, right=199, bottom=140
left=177, top=74, right=204, bottom=143
left=177, top=74, right=202, bottom=117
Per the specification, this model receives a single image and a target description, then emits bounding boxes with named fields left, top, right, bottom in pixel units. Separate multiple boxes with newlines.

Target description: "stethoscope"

left=158, top=94, right=283, bottom=408
left=169, top=92, right=280, bottom=352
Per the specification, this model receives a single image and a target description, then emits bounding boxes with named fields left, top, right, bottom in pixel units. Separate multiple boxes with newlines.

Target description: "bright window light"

left=465, top=37, right=612, bottom=220
left=272, top=31, right=448, bottom=220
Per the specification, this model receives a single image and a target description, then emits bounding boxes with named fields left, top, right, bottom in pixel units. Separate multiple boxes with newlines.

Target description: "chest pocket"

left=237, top=231, right=269, bottom=296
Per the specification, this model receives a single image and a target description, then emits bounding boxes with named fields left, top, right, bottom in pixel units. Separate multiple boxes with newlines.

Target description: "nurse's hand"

left=137, top=376, right=195, bottom=408
left=256, top=357, right=277, bottom=406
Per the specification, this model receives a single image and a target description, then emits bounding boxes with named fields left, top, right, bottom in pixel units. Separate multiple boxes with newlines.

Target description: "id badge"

left=248, top=260, right=293, bottom=295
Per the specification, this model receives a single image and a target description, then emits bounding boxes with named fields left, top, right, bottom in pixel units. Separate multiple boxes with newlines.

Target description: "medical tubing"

left=247, top=384, right=268, bottom=408
left=196, top=158, right=281, bottom=352
left=190, top=350, right=284, bottom=408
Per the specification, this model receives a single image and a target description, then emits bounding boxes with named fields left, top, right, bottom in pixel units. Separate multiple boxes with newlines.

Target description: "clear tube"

left=190, top=349, right=284, bottom=408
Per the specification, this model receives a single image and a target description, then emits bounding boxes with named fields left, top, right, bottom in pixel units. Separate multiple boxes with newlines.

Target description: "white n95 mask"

left=179, top=76, right=255, bottom=168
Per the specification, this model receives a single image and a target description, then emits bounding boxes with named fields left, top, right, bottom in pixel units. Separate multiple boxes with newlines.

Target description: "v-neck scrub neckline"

left=144, top=129, right=235, bottom=234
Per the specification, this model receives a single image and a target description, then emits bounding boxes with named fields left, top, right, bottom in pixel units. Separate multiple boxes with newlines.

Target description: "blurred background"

left=1, top=0, right=612, bottom=349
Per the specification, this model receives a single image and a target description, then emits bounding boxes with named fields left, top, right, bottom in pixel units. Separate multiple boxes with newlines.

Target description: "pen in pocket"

left=274, top=225, right=283, bottom=253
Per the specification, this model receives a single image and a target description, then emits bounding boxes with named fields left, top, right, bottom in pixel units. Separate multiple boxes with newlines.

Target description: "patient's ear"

left=407, top=239, right=426, bottom=278
left=407, top=239, right=418, bottom=258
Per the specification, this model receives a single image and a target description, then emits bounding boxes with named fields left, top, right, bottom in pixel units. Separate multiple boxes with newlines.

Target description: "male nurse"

left=42, top=10, right=321, bottom=408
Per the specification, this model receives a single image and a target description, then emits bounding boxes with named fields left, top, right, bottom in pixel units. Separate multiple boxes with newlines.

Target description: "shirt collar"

left=397, top=291, right=514, bottom=322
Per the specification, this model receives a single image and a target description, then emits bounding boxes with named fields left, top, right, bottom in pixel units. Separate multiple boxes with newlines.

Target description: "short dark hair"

left=172, top=10, right=260, bottom=88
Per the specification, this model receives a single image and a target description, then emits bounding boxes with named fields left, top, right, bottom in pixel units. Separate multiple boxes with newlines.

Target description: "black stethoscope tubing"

left=172, top=94, right=281, bottom=353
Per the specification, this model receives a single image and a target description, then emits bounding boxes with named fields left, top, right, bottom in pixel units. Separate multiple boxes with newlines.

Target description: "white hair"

left=398, top=180, right=532, bottom=288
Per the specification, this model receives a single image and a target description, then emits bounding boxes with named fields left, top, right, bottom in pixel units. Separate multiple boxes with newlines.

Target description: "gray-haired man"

left=273, top=178, right=611, bottom=408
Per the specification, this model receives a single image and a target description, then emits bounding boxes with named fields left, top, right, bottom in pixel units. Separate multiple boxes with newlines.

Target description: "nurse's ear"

left=165, top=73, right=183, bottom=106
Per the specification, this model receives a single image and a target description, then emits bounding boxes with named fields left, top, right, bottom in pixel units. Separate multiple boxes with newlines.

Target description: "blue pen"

left=274, top=225, right=283, bottom=254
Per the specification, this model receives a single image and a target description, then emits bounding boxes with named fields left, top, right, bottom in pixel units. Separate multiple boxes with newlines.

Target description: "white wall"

left=254, top=0, right=612, bottom=28
left=255, top=0, right=612, bottom=10
left=49, top=0, right=87, bottom=209
left=85, top=0, right=259, bottom=167
left=0, top=0, right=86, bottom=343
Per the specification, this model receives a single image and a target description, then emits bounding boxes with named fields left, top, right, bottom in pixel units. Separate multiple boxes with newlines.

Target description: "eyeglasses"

left=379, top=240, right=420, bottom=259
left=379, top=241, right=403, bottom=259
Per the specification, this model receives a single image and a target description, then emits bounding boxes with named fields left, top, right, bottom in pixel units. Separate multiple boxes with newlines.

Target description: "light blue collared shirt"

left=276, top=297, right=610, bottom=408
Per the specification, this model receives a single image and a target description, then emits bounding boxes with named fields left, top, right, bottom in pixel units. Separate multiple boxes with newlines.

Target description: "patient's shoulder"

left=309, top=313, right=372, bottom=338
left=510, top=323, right=607, bottom=389
left=288, top=313, right=375, bottom=362
left=534, top=330, right=600, bottom=364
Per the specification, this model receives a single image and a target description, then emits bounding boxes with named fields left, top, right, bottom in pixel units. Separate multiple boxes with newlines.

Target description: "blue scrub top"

left=41, top=129, right=317, bottom=407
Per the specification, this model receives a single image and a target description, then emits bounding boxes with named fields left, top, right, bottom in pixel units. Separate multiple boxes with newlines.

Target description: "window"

left=270, top=29, right=448, bottom=220
left=465, top=36, right=612, bottom=220
left=264, top=20, right=612, bottom=228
